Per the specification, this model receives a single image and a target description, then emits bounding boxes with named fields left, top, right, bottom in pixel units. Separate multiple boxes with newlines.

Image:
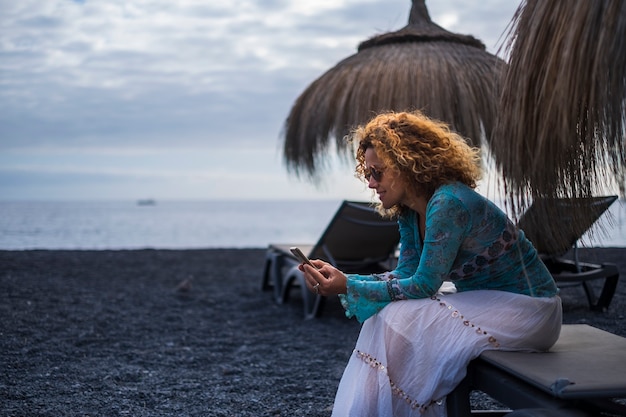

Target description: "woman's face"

left=364, top=147, right=407, bottom=209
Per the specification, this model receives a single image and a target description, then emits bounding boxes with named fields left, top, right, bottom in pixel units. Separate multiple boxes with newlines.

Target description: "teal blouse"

left=340, top=182, right=558, bottom=323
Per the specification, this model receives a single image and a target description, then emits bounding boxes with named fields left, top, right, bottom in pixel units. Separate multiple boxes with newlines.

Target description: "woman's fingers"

left=303, top=263, right=345, bottom=296
left=302, top=264, right=327, bottom=294
left=310, top=259, right=326, bottom=269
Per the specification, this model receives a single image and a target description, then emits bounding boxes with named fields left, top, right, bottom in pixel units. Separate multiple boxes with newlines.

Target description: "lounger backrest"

left=518, top=195, right=618, bottom=255
left=309, top=201, right=399, bottom=271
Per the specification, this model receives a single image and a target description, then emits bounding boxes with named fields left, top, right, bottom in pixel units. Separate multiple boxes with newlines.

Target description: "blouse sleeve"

left=339, top=194, right=471, bottom=323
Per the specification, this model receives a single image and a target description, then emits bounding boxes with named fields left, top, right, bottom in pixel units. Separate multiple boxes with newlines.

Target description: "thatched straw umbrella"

left=492, top=0, right=626, bottom=250
left=283, top=0, right=506, bottom=177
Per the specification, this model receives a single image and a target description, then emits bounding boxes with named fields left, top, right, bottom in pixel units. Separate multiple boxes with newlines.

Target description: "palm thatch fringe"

left=492, top=0, right=626, bottom=246
left=282, top=0, right=505, bottom=178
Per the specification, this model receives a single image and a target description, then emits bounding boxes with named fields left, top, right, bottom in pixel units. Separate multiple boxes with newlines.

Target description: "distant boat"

left=137, top=199, right=156, bottom=206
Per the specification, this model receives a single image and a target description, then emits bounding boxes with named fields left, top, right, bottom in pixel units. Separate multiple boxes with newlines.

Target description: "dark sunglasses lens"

left=365, top=167, right=382, bottom=182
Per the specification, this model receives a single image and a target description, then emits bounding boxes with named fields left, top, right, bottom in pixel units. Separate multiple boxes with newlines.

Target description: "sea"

left=0, top=199, right=624, bottom=250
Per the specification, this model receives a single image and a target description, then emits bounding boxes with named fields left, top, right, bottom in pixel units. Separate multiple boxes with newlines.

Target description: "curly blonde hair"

left=349, top=111, right=482, bottom=217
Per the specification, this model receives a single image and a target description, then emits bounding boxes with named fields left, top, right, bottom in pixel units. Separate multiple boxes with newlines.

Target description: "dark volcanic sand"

left=1, top=248, right=625, bottom=416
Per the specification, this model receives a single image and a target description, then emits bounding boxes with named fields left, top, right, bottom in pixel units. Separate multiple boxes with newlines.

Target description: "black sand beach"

left=1, top=247, right=625, bottom=416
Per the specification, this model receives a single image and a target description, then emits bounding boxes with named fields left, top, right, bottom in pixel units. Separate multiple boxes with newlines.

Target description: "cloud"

left=0, top=0, right=520, bottom=200
left=1, top=1, right=390, bottom=145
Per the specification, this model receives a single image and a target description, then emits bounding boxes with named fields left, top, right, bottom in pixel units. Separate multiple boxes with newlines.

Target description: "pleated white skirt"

left=331, top=290, right=562, bottom=417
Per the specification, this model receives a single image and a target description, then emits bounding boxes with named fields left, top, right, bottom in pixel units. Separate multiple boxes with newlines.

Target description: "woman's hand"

left=299, top=260, right=348, bottom=296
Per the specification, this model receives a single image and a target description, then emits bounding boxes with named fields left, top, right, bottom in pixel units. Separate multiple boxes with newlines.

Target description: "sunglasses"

left=364, top=166, right=384, bottom=182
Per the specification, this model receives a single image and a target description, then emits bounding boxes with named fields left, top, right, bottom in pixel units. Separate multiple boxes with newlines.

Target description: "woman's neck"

left=404, top=195, right=428, bottom=218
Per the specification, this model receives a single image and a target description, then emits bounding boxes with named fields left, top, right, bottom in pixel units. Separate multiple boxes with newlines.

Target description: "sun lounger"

left=447, top=324, right=626, bottom=416
left=261, top=200, right=399, bottom=319
left=517, top=196, right=620, bottom=311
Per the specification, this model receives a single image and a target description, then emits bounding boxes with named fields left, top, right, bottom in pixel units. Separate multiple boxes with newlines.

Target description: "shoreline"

left=1, top=247, right=624, bottom=416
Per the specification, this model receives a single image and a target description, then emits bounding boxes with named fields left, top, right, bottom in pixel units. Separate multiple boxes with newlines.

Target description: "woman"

left=299, top=111, right=562, bottom=416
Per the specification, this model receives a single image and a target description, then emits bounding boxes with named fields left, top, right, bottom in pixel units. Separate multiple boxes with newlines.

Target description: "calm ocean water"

left=0, top=199, right=624, bottom=250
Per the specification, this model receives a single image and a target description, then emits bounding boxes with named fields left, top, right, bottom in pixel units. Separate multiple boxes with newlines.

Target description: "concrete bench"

left=447, top=324, right=626, bottom=416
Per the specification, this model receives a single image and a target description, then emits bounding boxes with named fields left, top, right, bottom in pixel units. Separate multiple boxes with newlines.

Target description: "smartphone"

left=290, top=247, right=317, bottom=268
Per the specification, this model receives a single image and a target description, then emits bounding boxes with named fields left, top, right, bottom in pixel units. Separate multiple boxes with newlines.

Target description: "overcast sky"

left=0, top=0, right=520, bottom=201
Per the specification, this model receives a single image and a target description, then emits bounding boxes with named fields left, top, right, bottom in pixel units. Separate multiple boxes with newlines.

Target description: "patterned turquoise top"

left=340, top=182, right=558, bottom=322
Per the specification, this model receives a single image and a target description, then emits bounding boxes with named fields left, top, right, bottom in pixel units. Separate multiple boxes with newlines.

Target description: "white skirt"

left=331, top=290, right=562, bottom=417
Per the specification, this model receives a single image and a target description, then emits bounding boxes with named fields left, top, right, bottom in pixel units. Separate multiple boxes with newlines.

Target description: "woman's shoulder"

left=434, top=182, right=508, bottom=221
left=433, top=182, right=480, bottom=204
left=436, top=181, right=476, bottom=195
left=430, top=182, right=494, bottom=216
